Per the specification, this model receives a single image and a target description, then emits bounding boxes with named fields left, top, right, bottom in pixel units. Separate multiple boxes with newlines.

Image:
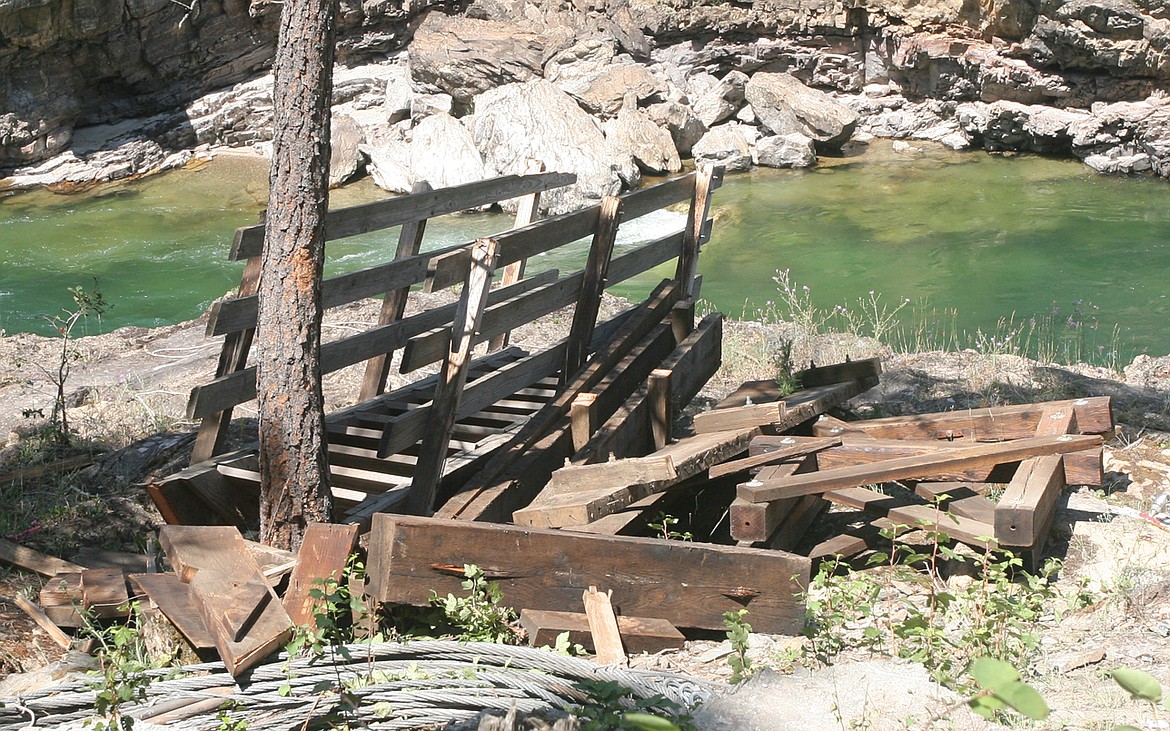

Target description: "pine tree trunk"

left=255, top=0, right=337, bottom=550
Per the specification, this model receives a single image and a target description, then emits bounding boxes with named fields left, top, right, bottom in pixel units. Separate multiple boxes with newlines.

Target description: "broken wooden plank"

left=995, top=455, right=1065, bottom=549
left=283, top=523, right=360, bottom=627
left=582, top=586, right=626, bottom=665
left=738, top=434, right=1102, bottom=504
left=513, top=428, right=757, bottom=528
left=14, top=595, right=73, bottom=649
left=827, top=396, right=1113, bottom=440
left=159, top=526, right=293, bottom=675
left=367, top=514, right=809, bottom=634
left=128, top=573, right=216, bottom=649
left=0, top=538, right=84, bottom=577
left=822, top=487, right=997, bottom=549
left=401, top=238, right=500, bottom=513
left=81, top=567, right=130, bottom=619
left=519, top=608, right=684, bottom=654
left=710, top=436, right=840, bottom=480
left=0, top=453, right=96, bottom=486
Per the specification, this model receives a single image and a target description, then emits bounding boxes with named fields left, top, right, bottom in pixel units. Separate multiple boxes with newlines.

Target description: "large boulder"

left=468, top=80, right=621, bottom=215
left=363, top=138, right=413, bottom=194
left=646, top=101, right=707, bottom=157
left=691, top=123, right=755, bottom=172
left=606, top=106, right=682, bottom=175
left=744, top=72, right=858, bottom=148
left=409, top=113, right=486, bottom=189
left=407, top=12, right=543, bottom=111
left=555, top=64, right=668, bottom=117
left=329, top=114, right=365, bottom=188
left=692, top=71, right=748, bottom=128
left=755, top=133, right=817, bottom=168
left=544, top=38, right=618, bottom=83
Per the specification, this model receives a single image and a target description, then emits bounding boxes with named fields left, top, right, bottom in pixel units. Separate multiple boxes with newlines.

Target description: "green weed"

left=572, top=678, right=695, bottom=731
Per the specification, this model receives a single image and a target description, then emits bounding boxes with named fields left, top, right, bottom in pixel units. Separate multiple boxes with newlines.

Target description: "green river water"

left=2, top=142, right=1168, bottom=360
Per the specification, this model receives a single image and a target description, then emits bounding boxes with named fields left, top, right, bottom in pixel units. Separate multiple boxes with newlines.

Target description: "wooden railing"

left=186, top=167, right=723, bottom=466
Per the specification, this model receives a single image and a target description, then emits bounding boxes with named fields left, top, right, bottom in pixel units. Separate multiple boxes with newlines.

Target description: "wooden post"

left=402, top=237, right=501, bottom=514
left=647, top=368, right=672, bottom=450
left=488, top=159, right=545, bottom=352
left=582, top=586, right=626, bottom=665
left=191, top=254, right=262, bottom=464
left=562, top=195, right=623, bottom=381
left=570, top=393, right=598, bottom=453
left=358, top=180, right=433, bottom=402
left=674, top=165, right=718, bottom=300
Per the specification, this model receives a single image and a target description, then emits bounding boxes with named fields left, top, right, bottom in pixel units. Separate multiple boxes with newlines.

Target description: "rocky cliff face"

left=5, top=0, right=1170, bottom=183
left=0, top=0, right=405, bottom=167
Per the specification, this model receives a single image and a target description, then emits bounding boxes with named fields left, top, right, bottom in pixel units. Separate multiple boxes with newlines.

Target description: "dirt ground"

left=3, top=304, right=1170, bottom=729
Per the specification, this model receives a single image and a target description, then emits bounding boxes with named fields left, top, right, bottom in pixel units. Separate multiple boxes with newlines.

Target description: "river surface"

left=2, top=143, right=1168, bottom=361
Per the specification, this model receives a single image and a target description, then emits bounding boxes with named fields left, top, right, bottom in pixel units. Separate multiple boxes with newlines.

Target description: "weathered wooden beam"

left=489, top=160, right=546, bottom=351
left=14, top=595, right=73, bottom=649
left=159, top=526, right=293, bottom=675
left=582, top=586, right=626, bottom=665
left=513, top=428, right=757, bottom=528
left=816, top=437, right=1102, bottom=487
left=738, top=434, right=1102, bottom=504
left=0, top=537, right=84, bottom=577
left=696, top=378, right=877, bottom=435
left=190, top=254, right=261, bottom=463
left=563, top=196, right=622, bottom=379
left=674, top=165, right=720, bottom=299
left=519, top=609, right=684, bottom=654
left=710, top=436, right=840, bottom=480
left=358, top=180, right=433, bottom=401
left=367, top=514, right=809, bottom=633
left=81, top=567, right=130, bottom=619
left=283, top=523, right=360, bottom=627
left=230, top=172, right=576, bottom=260
left=798, top=357, right=883, bottom=388
left=829, top=396, right=1113, bottom=441
left=402, top=238, right=500, bottom=511
left=129, top=573, right=216, bottom=649
left=730, top=458, right=816, bottom=543
left=995, top=454, right=1065, bottom=549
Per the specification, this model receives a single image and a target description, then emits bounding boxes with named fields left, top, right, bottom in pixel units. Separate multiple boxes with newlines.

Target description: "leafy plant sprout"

left=42, top=282, right=109, bottom=444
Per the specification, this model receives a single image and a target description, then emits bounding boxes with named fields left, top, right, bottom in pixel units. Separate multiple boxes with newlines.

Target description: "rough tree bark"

left=255, top=0, right=337, bottom=550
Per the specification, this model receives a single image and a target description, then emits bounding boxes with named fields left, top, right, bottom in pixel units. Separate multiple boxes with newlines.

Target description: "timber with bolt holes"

left=0, top=166, right=1113, bottom=696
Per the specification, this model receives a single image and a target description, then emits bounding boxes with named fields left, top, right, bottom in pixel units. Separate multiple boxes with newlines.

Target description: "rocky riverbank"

left=5, top=0, right=1170, bottom=197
